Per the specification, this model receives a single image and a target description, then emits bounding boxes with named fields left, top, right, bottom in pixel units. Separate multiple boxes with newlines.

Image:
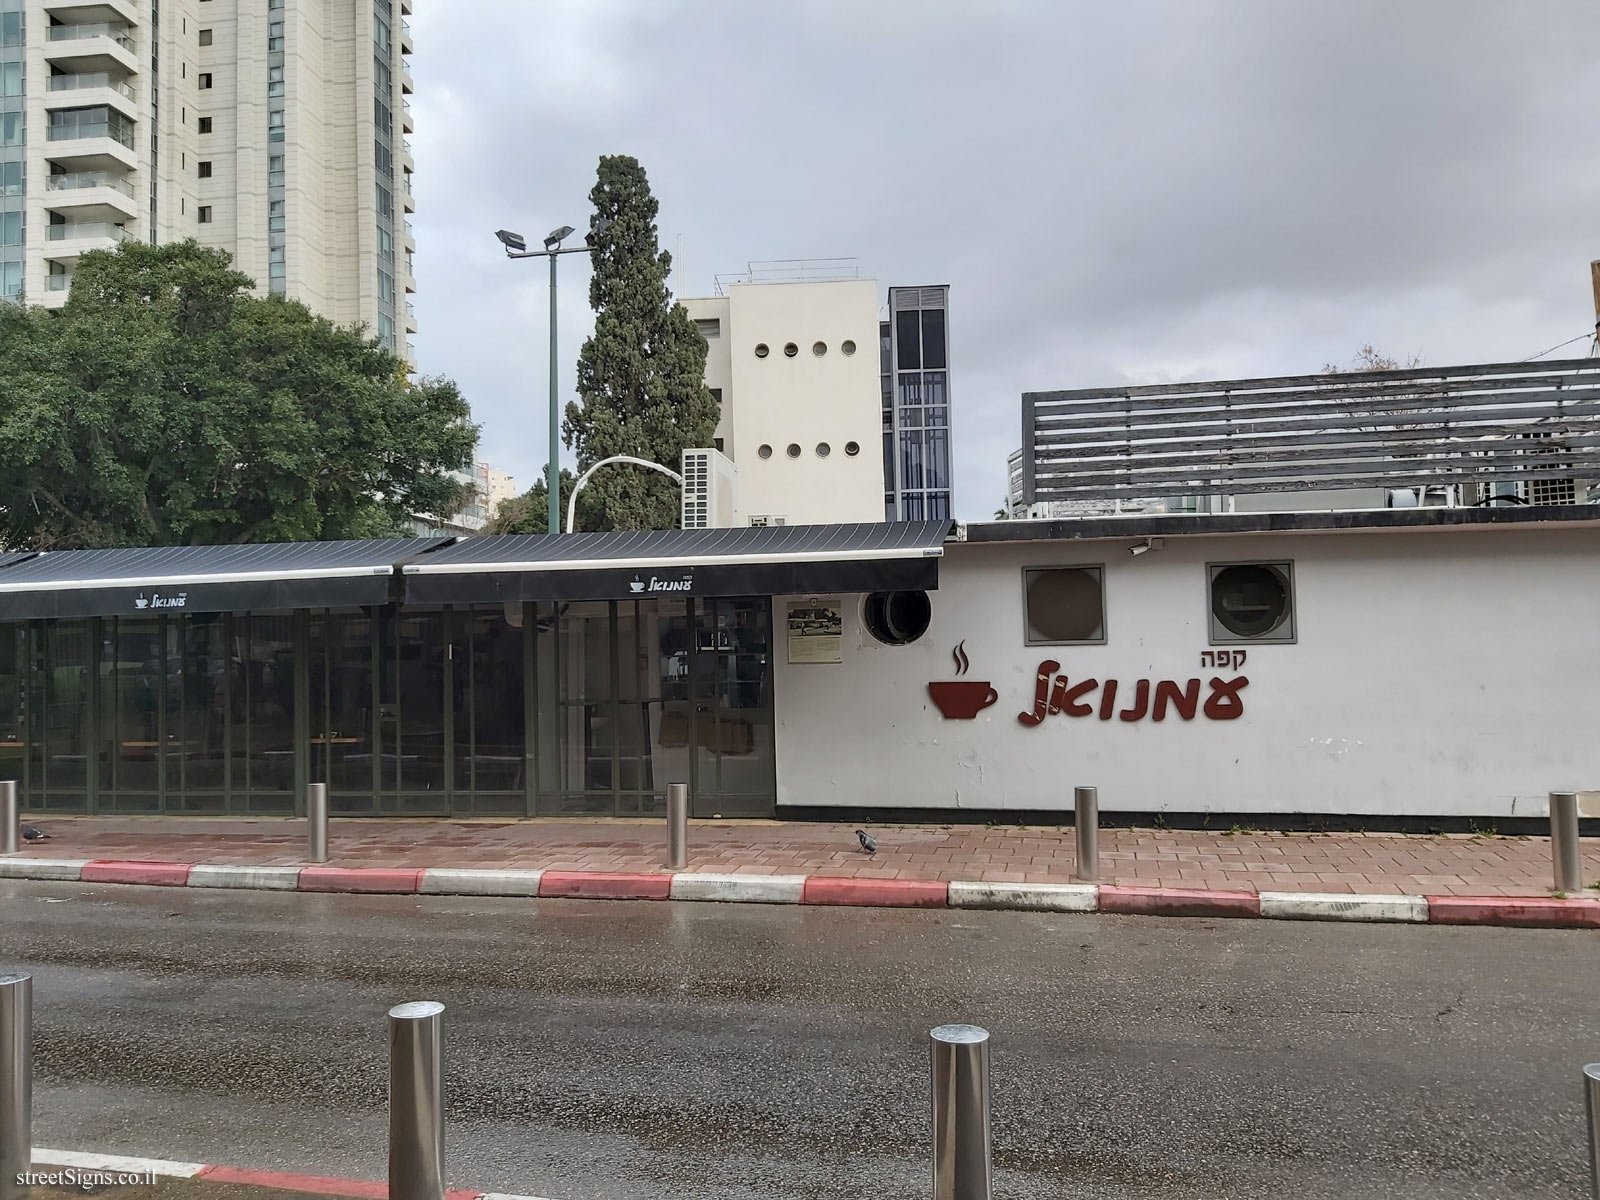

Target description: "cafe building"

left=0, top=524, right=944, bottom=820
left=0, top=506, right=1595, bottom=824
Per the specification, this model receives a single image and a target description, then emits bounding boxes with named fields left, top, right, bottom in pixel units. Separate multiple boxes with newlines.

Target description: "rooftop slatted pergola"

left=1020, top=357, right=1600, bottom=504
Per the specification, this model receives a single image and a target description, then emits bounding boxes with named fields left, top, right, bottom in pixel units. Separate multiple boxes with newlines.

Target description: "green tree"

left=488, top=468, right=576, bottom=535
left=562, top=154, right=717, bottom=531
left=0, top=240, right=477, bottom=549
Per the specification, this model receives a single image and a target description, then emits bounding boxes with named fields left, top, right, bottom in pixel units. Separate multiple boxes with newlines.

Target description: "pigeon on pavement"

left=856, top=829, right=877, bottom=855
left=21, top=825, right=48, bottom=842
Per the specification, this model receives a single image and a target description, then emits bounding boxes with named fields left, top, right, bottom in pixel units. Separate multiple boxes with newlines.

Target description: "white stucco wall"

left=773, top=524, right=1600, bottom=817
left=682, top=281, right=884, bottom=525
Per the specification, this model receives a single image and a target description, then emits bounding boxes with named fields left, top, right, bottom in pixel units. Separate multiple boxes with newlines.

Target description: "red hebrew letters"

left=1017, top=660, right=1061, bottom=727
left=1017, top=663, right=1249, bottom=727
left=1153, top=678, right=1200, bottom=722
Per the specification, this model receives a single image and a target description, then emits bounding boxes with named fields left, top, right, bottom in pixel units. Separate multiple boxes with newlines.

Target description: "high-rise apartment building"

left=881, top=284, right=952, bottom=520
left=0, top=0, right=415, bottom=358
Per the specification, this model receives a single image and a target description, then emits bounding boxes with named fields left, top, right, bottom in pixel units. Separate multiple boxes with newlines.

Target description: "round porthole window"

left=841, top=339, right=857, bottom=356
left=783, top=342, right=799, bottom=358
left=816, top=442, right=831, bottom=457
left=863, top=590, right=932, bottom=646
left=757, top=444, right=773, bottom=459
left=786, top=443, right=801, bottom=458
left=1211, top=563, right=1292, bottom=638
left=754, top=343, right=770, bottom=358
left=844, top=441, right=860, bottom=456
left=812, top=341, right=827, bottom=357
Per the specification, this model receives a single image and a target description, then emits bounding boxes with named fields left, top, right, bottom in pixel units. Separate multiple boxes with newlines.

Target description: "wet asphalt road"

left=0, top=881, right=1596, bottom=1200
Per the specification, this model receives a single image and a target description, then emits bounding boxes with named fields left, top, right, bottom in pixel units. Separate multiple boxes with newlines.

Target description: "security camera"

left=1130, top=537, right=1163, bottom=556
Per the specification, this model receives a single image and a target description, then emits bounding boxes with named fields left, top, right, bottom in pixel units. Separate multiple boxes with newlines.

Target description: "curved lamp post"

left=567, top=455, right=684, bottom=533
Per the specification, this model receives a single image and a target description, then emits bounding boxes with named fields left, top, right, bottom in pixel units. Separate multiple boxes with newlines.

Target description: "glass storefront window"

left=41, top=622, right=92, bottom=806
left=3, top=598, right=778, bottom=818
left=0, top=626, right=23, bottom=785
left=242, top=614, right=297, bottom=809
left=453, top=605, right=525, bottom=811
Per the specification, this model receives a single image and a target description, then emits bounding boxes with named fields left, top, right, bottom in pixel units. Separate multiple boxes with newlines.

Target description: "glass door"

left=688, top=598, right=775, bottom=818
left=377, top=606, right=448, bottom=815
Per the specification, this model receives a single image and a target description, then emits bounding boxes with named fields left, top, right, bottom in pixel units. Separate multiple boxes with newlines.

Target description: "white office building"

left=681, top=276, right=886, bottom=527
left=0, top=0, right=416, bottom=358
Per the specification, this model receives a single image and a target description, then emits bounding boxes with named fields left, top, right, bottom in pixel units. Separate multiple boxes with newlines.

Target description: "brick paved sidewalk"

left=9, top=814, right=1599, bottom=897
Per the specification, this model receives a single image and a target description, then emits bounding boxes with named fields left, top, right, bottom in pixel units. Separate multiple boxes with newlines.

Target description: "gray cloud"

left=410, top=0, right=1600, bottom=518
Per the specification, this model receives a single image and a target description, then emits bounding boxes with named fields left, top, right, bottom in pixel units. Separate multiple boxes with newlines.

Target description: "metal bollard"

left=1551, top=791, right=1582, bottom=893
left=930, top=1024, right=991, bottom=1200
left=1586, top=1062, right=1600, bottom=1200
left=1, top=781, right=16, bottom=856
left=307, top=782, right=328, bottom=864
left=388, top=1001, right=445, bottom=1200
left=0, top=974, right=31, bottom=1200
left=666, top=782, right=688, bottom=871
left=1073, top=785, right=1099, bottom=883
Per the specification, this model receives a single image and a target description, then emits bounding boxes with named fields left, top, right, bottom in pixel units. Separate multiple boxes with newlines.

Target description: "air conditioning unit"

left=748, top=514, right=788, bottom=528
left=680, top=447, right=739, bottom=528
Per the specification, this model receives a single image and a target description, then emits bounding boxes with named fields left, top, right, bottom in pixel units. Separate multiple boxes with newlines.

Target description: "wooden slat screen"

left=1021, top=358, right=1600, bottom=502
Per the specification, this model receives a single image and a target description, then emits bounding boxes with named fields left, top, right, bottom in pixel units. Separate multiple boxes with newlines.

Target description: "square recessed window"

left=198, top=28, right=213, bottom=45
left=198, top=116, right=212, bottom=133
left=197, top=205, right=212, bottom=223
left=1023, top=565, right=1105, bottom=645
left=1208, top=561, right=1295, bottom=644
left=199, top=73, right=213, bottom=89
left=197, top=160, right=212, bottom=178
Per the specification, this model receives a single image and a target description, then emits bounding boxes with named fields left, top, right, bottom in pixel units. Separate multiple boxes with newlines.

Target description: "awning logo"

left=134, top=592, right=187, bottom=611
left=629, top=574, right=693, bottom=594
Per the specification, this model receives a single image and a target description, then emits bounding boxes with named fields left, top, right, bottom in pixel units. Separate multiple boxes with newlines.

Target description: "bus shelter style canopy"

left=0, top=522, right=948, bottom=618
left=0, top=522, right=948, bottom=821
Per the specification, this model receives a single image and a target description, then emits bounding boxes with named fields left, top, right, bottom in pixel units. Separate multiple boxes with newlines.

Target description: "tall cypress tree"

left=564, top=155, right=717, bottom=531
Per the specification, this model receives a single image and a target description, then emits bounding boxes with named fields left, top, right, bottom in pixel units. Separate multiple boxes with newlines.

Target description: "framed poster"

left=787, top=600, right=842, bottom=664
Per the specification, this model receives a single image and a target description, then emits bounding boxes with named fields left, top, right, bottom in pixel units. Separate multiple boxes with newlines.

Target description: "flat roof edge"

left=962, top=505, right=1600, bottom=544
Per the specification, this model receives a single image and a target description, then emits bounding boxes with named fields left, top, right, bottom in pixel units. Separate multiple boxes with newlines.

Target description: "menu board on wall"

left=787, top=600, right=842, bottom=664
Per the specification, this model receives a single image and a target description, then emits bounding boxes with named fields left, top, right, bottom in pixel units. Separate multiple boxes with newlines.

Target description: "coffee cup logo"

left=629, top=578, right=646, bottom=593
left=928, top=641, right=999, bottom=720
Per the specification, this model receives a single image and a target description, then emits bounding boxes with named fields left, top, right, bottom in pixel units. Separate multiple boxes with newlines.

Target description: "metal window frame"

left=1206, top=559, right=1296, bottom=646
left=1021, top=564, right=1108, bottom=647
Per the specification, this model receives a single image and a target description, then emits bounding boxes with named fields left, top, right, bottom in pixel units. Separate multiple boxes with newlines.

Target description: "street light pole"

left=548, top=250, right=559, bottom=536
left=494, top=219, right=610, bottom=535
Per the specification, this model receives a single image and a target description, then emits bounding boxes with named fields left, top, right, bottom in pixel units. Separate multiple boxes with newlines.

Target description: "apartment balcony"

left=46, top=71, right=136, bottom=119
left=404, top=302, right=417, bottom=334
left=44, top=220, right=134, bottom=262
left=43, top=0, right=138, bottom=24
left=45, top=170, right=137, bottom=222
left=399, top=0, right=412, bottom=15
left=400, top=139, right=414, bottom=172
left=400, top=63, right=413, bottom=94
left=44, top=22, right=138, bottom=75
left=400, top=20, right=413, bottom=53
left=403, top=219, right=415, bottom=251
left=37, top=272, right=73, bottom=309
left=46, top=121, right=137, bottom=171
left=401, top=97, right=413, bottom=134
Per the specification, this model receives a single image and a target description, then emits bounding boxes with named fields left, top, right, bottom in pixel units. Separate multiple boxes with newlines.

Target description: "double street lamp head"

left=494, top=228, right=526, bottom=254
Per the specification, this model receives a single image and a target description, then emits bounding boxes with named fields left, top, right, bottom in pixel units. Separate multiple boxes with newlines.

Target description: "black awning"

left=0, top=538, right=448, bottom=620
left=402, top=522, right=950, bottom=605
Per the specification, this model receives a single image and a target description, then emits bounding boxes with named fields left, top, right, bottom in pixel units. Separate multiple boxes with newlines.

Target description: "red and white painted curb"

left=1, top=856, right=1597, bottom=928
left=32, top=1147, right=555, bottom=1200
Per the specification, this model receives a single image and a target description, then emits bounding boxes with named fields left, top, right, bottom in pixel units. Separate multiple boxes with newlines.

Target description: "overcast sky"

left=408, top=0, right=1600, bottom=519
